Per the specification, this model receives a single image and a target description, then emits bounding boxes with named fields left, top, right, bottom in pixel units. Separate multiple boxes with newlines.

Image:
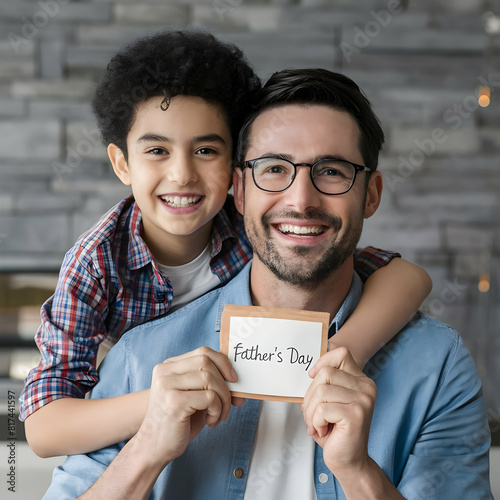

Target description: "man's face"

left=233, top=104, right=381, bottom=287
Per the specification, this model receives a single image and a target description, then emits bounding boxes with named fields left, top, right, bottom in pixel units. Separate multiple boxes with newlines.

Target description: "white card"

left=220, top=305, right=329, bottom=402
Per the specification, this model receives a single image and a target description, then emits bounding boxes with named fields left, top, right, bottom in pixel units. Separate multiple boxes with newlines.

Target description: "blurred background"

left=0, top=0, right=499, bottom=497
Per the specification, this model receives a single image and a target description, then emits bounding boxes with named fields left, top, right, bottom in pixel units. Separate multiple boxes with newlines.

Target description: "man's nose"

left=284, top=166, right=321, bottom=211
left=166, top=155, right=198, bottom=185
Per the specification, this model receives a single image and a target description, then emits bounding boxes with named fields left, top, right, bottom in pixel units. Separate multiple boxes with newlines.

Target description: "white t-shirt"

left=96, top=245, right=219, bottom=366
left=157, top=244, right=220, bottom=312
left=244, top=401, right=317, bottom=500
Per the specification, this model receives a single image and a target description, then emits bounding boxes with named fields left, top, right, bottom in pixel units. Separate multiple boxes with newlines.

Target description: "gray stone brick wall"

left=0, top=1, right=499, bottom=427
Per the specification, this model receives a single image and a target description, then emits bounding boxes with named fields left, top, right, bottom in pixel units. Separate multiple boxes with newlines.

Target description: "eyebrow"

left=259, top=152, right=293, bottom=161
left=136, top=133, right=227, bottom=145
left=258, top=152, right=350, bottom=163
left=136, top=134, right=170, bottom=144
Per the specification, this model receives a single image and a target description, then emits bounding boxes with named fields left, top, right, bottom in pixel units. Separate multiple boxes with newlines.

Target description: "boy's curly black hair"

left=92, top=30, right=261, bottom=159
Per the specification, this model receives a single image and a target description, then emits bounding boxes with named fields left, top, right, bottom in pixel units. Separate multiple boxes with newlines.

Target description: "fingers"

left=165, top=388, right=223, bottom=430
left=303, top=346, right=376, bottom=439
left=303, top=382, right=376, bottom=438
left=139, top=387, right=224, bottom=464
left=153, top=370, right=228, bottom=425
left=163, top=346, right=238, bottom=383
left=231, top=396, right=246, bottom=407
left=308, top=345, right=364, bottom=378
left=154, top=346, right=237, bottom=426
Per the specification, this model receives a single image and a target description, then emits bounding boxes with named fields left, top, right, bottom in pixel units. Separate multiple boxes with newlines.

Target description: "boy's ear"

left=108, top=143, right=131, bottom=186
left=232, top=168, right=244, bottom=215
left=364, top=170, right=382, bottom=219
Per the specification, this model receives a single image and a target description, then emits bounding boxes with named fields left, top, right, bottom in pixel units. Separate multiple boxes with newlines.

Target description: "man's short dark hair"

left=236, top=68, right=384, bottom=171
left=92, top=30, right=261, bottom=159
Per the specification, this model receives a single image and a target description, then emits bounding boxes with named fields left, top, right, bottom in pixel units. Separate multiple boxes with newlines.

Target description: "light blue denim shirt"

left=44, top=262, right=492, bottom=499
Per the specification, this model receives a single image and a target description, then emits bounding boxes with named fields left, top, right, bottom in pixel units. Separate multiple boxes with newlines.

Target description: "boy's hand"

left=301, top=346, right=377, bottom=481
left=136, top=346, right=238, bottom=467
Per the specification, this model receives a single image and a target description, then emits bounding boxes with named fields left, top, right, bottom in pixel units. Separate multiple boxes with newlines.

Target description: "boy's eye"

left=196, top=147, right=216, bottom=156
left=147, top=147, right=167, bottom=156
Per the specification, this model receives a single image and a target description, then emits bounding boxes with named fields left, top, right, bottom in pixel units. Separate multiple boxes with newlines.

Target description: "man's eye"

left=324, top=168, right=342, bottom=176
left=264, top=165, right=286, bottom=174
left=316, top=167, right=344, bottom=177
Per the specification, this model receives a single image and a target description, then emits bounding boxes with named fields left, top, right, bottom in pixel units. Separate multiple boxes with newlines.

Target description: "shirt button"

left=318, top=473, right=329, bottom=484
left=233, top=468, right=244, bottom=478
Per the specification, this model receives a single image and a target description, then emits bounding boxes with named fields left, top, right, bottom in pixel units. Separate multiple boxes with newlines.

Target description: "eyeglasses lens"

left=252, top=158, right=355, bottom=194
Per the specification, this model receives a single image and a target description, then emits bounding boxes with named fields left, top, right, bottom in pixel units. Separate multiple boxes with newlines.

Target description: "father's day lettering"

left=233, top=343, right=314, bottom=370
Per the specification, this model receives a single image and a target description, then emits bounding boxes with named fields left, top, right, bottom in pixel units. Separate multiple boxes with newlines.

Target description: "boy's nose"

left=166, top=157, right=198, bottom=185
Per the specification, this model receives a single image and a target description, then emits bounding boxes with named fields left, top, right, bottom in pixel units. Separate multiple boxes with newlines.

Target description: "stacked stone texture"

left=0, top=0, right=499, bottom=427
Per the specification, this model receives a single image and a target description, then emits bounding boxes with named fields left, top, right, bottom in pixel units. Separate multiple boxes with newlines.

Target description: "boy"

left=20, top=30, right=431, bottom=458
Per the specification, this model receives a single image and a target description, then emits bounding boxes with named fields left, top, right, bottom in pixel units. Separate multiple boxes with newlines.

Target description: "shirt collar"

left=328, top=271, right=363, bottom=336
left=216, top=262, right=254, bottom=330
left=126, top=200, right=155, bottom=271
left=210, top=203, right=238, bottom=258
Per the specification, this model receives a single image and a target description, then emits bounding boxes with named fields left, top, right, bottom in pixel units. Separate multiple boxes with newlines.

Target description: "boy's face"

left=109, top=95, right=233, bottom=266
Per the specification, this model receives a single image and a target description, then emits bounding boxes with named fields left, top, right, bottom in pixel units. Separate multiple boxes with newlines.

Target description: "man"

left=44, top=69, right=492, bottom=499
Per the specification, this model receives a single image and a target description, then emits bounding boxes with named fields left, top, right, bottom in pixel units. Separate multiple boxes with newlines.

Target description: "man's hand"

left=79, top=346, right=240, bottom=499
left=137, top=346, right=240, bottom=467
left=302, top=346, right=377, bottom=480
left=302, top=346, right=405, bottom=499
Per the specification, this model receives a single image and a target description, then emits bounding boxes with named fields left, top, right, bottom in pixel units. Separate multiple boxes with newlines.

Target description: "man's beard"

left=244, top=208, right=363, bottom=289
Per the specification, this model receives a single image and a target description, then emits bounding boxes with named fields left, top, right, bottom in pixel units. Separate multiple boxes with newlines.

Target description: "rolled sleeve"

left=354, top=246, right=401, bottom=282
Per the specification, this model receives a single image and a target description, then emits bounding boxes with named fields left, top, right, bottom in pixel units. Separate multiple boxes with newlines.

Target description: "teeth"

left=278, top=224, right=323, bottom=235
left=161, top=195, right=201, bottom=207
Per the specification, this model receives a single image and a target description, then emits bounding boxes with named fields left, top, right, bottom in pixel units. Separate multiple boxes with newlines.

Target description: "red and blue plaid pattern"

left=354, top=246, right=401, bottom=282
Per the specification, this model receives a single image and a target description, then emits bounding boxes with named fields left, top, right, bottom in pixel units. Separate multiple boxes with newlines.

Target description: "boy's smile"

left=109, top=95, right=233, bottom=266
left=159, top=194, right=203, bottom=211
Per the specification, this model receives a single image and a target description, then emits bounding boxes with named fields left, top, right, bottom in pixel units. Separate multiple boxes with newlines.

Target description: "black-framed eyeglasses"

left=242, top=156, right=371, bottom=195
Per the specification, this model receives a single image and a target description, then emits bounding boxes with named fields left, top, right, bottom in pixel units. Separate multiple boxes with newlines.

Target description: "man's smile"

left=275, top=223, right=327, bottom=236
